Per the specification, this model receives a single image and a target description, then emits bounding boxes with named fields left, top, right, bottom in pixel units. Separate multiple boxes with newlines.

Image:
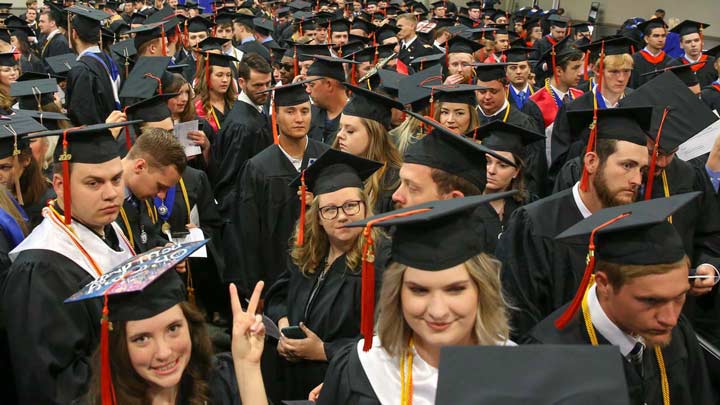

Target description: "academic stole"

left=639, top=49, right=666, bottom=65
left=545, top=78, right=574, bottom=108
left=683, top=54, right=708, bottom=72
left=581, top=277, right=671, bottom=405
left=400, top=338, right=415, bottom=405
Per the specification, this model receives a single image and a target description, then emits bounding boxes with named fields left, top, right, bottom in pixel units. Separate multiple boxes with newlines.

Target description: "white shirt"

left=402, top=35, right=417, bottom=49
left=571, top=182, right=593, bottom=219
left=277, top=137, right=308, bottom=172
left=76, top=45, right=101, bottom=60
left=587, top=284, right=645, bottom=357
left=45, top=28, right=61, bottom=44
left=510, top=83, right=531, bottom=96
left=642, top=47, right=662, bottom=57
left=478, top=99, right=509, bottom=118
left=549, top=83, right=569, bottom=101
left=238, top=91, right=263, bottom=113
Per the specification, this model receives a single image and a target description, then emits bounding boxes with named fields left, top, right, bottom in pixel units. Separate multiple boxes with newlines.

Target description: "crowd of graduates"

left=0, top=0, right=719, bottom=403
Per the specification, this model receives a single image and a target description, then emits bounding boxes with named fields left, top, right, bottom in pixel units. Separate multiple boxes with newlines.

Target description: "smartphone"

left=281, top=326, right=307, bottom=339
left=197, top=120, right=204, bottom=132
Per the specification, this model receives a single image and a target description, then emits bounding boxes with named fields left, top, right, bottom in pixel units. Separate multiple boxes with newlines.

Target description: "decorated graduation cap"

left=424, top=83, right=487, bottom=107
left=553, top=192, right=700, bottom=329
left=343, top=82, right=404, bottom=128
left=45, top=53, right=79, bottom=77
left=66, top=5, right=110, bottom=44
left=28, top=120, right=141, bottom=224
left=345, top=191, right=516, bottom=350
left=470, top=120, right=544, bottom=159
left=669, top=20, right=708, bottom=38
left=119, top=56, right=172, bottom=100
left=408, top=52, right=445, bottom=71
left=436, top=345, right=631, bottom=404
left=399, top=64, right=444, bottom=111
left=65, top=240, right=207, bottom=405
left=473, top=62, right=514, bottom=82
left=291, top=148, right=382, bottom=245
left=11, top=78, right=58, bottom=111
left=567, top=106, right=653, bottom=191
left=619, top=71, right=717, bottom=199
left=186, top=15, right=214, bottom=32
left=306, top=55, right=353, bottom=82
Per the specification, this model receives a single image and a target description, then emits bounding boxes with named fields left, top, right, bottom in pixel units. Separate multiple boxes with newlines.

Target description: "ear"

left=583, top=151, right=600, bottom=175
left=594, top=271, right=611, bottom=297
left=52, top=172, right=64, bottom=200
left=133, top=158, right=147, bottom=173
left=447, top=190, right=465, bottom=199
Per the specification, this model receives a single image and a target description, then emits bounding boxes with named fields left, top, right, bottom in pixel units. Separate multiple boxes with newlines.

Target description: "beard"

left=593, top=162, right=637, bottom=208
left=640, top=332, right=673, bottom=349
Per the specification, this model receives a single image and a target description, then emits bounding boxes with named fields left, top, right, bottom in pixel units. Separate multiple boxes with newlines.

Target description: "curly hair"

left=88, top=302, right=214, bottom=405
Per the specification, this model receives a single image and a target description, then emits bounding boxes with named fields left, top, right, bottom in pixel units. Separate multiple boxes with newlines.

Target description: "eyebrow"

left=404, top=280, right=471, bottom=289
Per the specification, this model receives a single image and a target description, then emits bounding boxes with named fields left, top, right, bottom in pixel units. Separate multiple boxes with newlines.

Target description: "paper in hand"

left=174, top=120, right=202, bottom=157
left=677, top=119, right=720, bottom=161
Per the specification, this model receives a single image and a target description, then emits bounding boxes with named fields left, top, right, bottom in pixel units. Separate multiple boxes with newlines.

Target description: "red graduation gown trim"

left=683, top=54, right=708, bottom=72
left=529, top=86, right=584, bottom=128
left=639, top=49, right=667, bottom=65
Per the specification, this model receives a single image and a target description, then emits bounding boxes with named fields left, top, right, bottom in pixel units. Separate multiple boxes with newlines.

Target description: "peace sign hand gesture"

left=230, top=281, right=266, bottom=365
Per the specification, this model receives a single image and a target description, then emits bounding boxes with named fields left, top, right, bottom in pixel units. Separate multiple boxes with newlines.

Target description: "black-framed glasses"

left=279, top=63, right=294, bottom=71
left=319, top=200, right=363, bottom=220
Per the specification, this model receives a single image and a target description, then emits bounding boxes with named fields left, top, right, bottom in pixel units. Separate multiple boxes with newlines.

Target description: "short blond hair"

left=597, top=256, right=690, bottom=289
left=596, top=53, right=633, bottom=71
left=376, top=253, right=511, bottom=358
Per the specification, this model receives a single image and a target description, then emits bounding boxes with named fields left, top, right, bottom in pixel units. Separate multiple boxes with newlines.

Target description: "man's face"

left=188, top=31, right=207, bottom=48
left=129, top=160, right=181, bottom=200
left=277, top=102, right=311, bottom=139
left=215, top=24, right=233, bottom=40
left=514, top=21, right=523, bottom=33
left=598, top=265, right=689, bottom=349
left=240, top=70, right=272, bottom=105
left=299, top=59, right=313, bottom=76
left=468, top=8, right=480, bottom=20
left=530, top=26, right=543, bottom=40
left=602, top=60, right=632, bottom=94
left=550, top=26, right=566, bottom=41
left=314, top=27, right=328, bottom=42
left=646, top=138, right=677, bottom=176
left=154, top=0, right=164, bottom=9
left=448, top=52, right=473, bottom=82
left=26, top=8, right=37, bottom=22
left=681, top=33, right=702, bottom=58
left=475, top=79, right=506, bottom=114
left=278, top=56, right=295, bottom=84
left=366, top=4, right=376, bottom=13
left=506, top=62, right=530, bottom=86
left=168, top=0, right=178, bottom=7
left=433, top=6, right=446, bottom=18
left=55, top=160, right=124, bottom=230
left=645, top=27, right=667, bottom=50
left=305, top=77, right=332, bottom=107
left=493, top=34, right=509, bottom=52
left=396, top=18, right=415, bottom=41
left=557, top=59, right=583, bottom=87
left=591, top=141, right=648, bottom=207
left=575, top=31, right=591, bottom=41
left=38, top=13, right=52, bottom=34
left=331, top=31, right=349, bottom=47
left=357, top=61, right=373, bottom=78
left=392, top=163, right=446, bottom=209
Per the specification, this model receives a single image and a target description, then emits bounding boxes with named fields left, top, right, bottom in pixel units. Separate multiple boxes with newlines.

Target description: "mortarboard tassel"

left=555, top=212, right=630, bottom=329
left=297, top=170, right=307, bottom=246
left=444, top=40, right=449, bottom=68
left=596, top=41, right=606, bottom=94
left=551, top=45, right=558, bottom=86
left=60, top=129, right=73, bottom=225
left=100, top=294, right=116, bottom=405
left=644, top=107, right=670, bottom=200
left=144, top=73, right=163, bottom=95
left=583, top=50, right=590, bottom=81
left=6, top=126, right=23, bottom=206
left=205, top=55, right=211, bottom=90
left=360, top=207, right=431, bottom=351
left=186, top=262, right=196, bottom=306
left=293, top=46, right=299, bottom=78
left=68, top=14, right=72, bottom=50
left=350, top=56, right=357, bottom=85
left=122, top=106, right=132, bottom=149
left=578, top=108, right=598, bottom=192
left=370, top=31, right=376, bottom=47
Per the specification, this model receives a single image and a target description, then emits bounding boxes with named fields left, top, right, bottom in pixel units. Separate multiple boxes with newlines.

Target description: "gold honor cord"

left=400, top=338, right=415, bottom=405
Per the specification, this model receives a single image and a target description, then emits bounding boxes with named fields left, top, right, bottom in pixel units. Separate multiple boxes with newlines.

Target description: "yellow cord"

left=662, top=171, right=672, bottom=224
left=502, top=104, right=510, bottom=123
left=400, top=338, right=414, bottom=405
left=118, top=207, right=133, bottom=248
left=582, top=280, right=670, bottom=405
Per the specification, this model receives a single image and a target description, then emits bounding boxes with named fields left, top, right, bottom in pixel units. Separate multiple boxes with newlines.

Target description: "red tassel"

left=373, top=47, right=379, bottom=66
left=161, top=25, right=167, bottom=56
left=596, top=41, right=605, bottom=93
left=555, top=213, right=630, bottom=329
left=144, top=73, right=163, bottom=95
left=271, top=104, right=279, bottom=145
left=205, top=56, right=211, bottom=90
left=122, top=107, right=132, bottom=149
left=293, top=46, right=299, bottom=78
left=644, top=108, right=670, bottom=200
left=183, top=22, right=189, bottom=49
left=100, top=294, right=116, bottom=405
left=444, top=40, right=449, bottom=69
left=297, top=171, right=306, bottom=246
left=60, top=130, right=72, bottom=225
left=583, top=50, right=590, bottom=81
left=428, top=88, right=435, bottom=119
left=579, top=113, right=597, bottom=192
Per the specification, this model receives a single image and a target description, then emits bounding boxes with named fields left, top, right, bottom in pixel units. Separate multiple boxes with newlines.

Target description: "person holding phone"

left=264, top=148, right=386, bottom=401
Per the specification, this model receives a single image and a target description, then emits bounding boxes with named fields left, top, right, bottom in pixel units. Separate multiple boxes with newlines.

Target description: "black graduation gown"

left=629, top=51, right=672, bottom=89
left=211, top=100, right=273, bottom=214
left=484, top=196, right=524, bottom=241
left=667, top=56, right=718, bottom=88
left=223, top=140, right=330, bottom=295
left=531, top=36, right=555, bottom=82
left=66, top=53, right=119, bottom=126
left=478, top=104, right=548, bottom=198
left=529, top=307, right=715, bottom=405
left=397, top=37, right=441, bottom=67
left=23, top=185, right=55, bottom=230
left=1, top=224, right=122, bottom=404
left=40, top=33, right=71, bottom=60
left=701, top=85, right=720, bottom=112
left=265, top=254, right=370, bottom=400
left=0, top=228, right=16, bottom=403
left=494, top=188, right=587, bottom=340
left=116, top=195, right=167, bottom=253
left=553, top=156, right=582, bottom=193
left=373, top=166, right=400, bottom=214
left=18, top=53, right=44, bottom=75
left=180, top=54, right=198, bottom=83
left=308, top=105, right=341, bottom=145
left=316, top=339, right=381, bottom=405
left=239, top=39, right=271, bottom=63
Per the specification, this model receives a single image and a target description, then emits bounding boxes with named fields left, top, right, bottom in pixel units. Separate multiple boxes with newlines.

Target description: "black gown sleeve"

left=207, top=353, right=242, bottom=405
left=2, top=252, right=100, bottom=404
left=66, top=64, right=112, bottom=126
left=548, top=102, right=572, bottom=180
left=552, top=157, right=582, bottom=193
left=317, top=340, right=379, bottom=405
left=521, top=99, right=545, bottom=136
left=263, top=265, right=291, bottom=324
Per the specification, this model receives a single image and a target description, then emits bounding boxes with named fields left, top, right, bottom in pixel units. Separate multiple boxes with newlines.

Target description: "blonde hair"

left=596, top=53, right=633, bottom=71
left=290, top=188, right=379, bottom=275
left=332, top=117, right=402, bottom=209
left=432, top=100, right=480, bottom=134
left=390, top=115, right=424, bottom=155
left=376, top=253, right=511, bottom=358
left=597, top=256, right=690, bottom=289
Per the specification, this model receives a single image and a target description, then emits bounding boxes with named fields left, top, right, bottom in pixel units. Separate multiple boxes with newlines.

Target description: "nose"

left=656, top=302, right=681, bottom=328
left=154, top=337, right=173, bottom=362
left=487, top=162, right=496, bottom=175
left=102, top=181, right=119, bottom=200
left=426, top=293, right=450, bottom=321
left=391, top=185, right=406, bottom=206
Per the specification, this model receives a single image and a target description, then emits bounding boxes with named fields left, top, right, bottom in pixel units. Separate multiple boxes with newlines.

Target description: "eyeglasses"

left=279, top=63, right=294, bottom=71
left=318, top=200, right=363, bottom=220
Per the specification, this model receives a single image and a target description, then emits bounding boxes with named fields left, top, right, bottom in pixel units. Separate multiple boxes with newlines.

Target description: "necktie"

left=562, top=93, right=571, bottom=104
left=518, top=91, right=526, bottom=106
left=627, top=342, right=644, bottom=377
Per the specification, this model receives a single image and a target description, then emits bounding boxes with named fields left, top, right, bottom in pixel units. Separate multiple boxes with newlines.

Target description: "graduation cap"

left=570, top=21, right=592, bottom=33
left=577, top=36, right=636, bottom=62
left=504, top=46, right=534, bottom=63
left=470, top=120, right=544, bottom=159
left=306, top=55, right=353, bottom=82
left=128, top=22, right=167, bottom=53
left=13, top=109, right=71, bottom=130
left=473, top=62, right=514, bottom=82
left=375, top=24, right=399, bottom=43
left=547, top=14, right=569, bottom=28
left=45, top=53, right=79, bottom=77
left=110, top=39, right=136, bottom=75
left=130, top=12, right=148, bottom=25
left=344, top=191, right=515, bottom=351
left=186, top=15, right=213, bottom=32
left=276, top=7, right=292, bottom=17
left=342, top=83, right=404, bottom=128
left=424, top=84, right=486, bottom=106
left=640, top=62, right=700, bottom=87
left=330, top=17, right=351, bottom=32
left=436, top=345, right=631, bottom=405
left=704, top=44, right=720, bottom=59
left=17, top=71, right=62, bottom=82
left=465, top=0, right=483, bottom=10
left=347, top=44, right=395, bottom=63
left=260, top=80, right=312, bottom=107
left=296, top=17, right=318, bottom=32
left=197, top=36, right=229, bottom=52
left=0, top=52, right=16, bottom=68
left=124, top=93, right=175, bottom=122
left=66, top=5, right=111, bottom=42
left=669, top=20, right=709, bottom=37
left=567, top=106, right=652, bottom=147
left=447, top=35, right=482, bottom=54
left=636, top=18, right=666, bottom=35
left=213, top=12, right=235, bottom=26
left=294, top=43, right=333, bottom=60
left=145, top=4, right=180, bottom=31
left=109, top=19, right=131, bottom=37
left=350, top=16, right=373, bottom=33
left=338, top=41, right=366, bottom=58
left=233, top=13, right=255, bottom=29
left=47, top=2, right=68, bottom=30
left=408, top=52, right=445, bottom=71
left=398, top=65, right=443, bottom=111
left=253, top=17, right=274, bottom=35
left=553, top=192, right=700, bottom=329
left=0, top=114, right=46, bottom=160
left=11, top=79, right=59, bottom=111
left=287, top=0, right=312, bottom=10
left=119, top=57, right=172, bottom=102
left=376, top=69, right=404, bottom=97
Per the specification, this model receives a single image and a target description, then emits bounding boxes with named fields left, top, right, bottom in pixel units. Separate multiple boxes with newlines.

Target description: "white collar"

left=478, top=99, right=509, bottom=118
left=238, top=91, right=263, bottom=113
left=77, top=45, right=101, bottom=60
left=571, top=182, right=593, bottom=219
left=684, top=54, right=701, bottom=63
left=46, top=28, right=61, bottom=41
left=587, top=284, right=645, bottom=356
left=277, top=137, right=308, bottom=171
left=403, top=35, right=417, bottom=47
left=643, top=47, right=662, bottom=57
left=549, top=82, right=569, bottom=100
left=511, top=83, right=530, bottom=94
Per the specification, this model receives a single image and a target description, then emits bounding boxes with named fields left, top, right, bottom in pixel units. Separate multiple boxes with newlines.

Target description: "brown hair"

left=397, top=13, right=417, bottom=26
left=193, top=55, right=236, bottom=116
left=290, top=188, right=379, bottom=275
left=88, top=302, right=213, bottom=405
left=597, top=256, right=690, bottom=290
left=165, top=73, right=197, bottom=123
left=377, top=254, right=511, bottom=358
left=431, top=168, right=482, bottom=196
left=128, top=127, right=188, bottom=175
left=137, top=37, right=161, bottom=56
left=331, top=117, right=403, bottom=210
left=17, top=147, right=49, bottom=206
left=238, top=53, right=272, bottom=80
left=432, top=100, right=480, bottom=133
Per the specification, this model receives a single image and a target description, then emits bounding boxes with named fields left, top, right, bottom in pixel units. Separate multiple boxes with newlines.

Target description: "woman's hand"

left=230, top=281, right=266, bottom=364
left=278, top=323, right=327, bottom=362
left=309, top=383, right=323, bottom=402
left=187, top=130, right=209, bottom=151
left=105, top=110, right=128, bottom=139
left=443, top=73, right=465, bottom=85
